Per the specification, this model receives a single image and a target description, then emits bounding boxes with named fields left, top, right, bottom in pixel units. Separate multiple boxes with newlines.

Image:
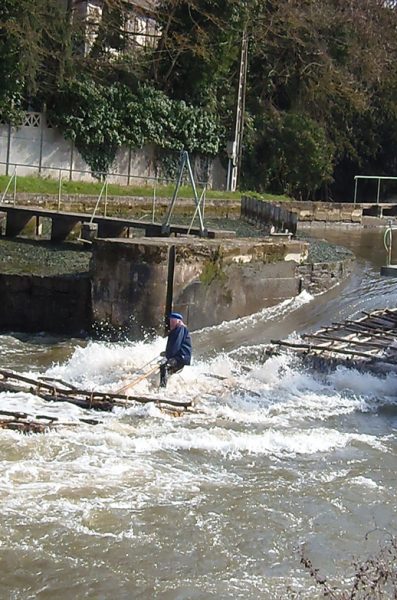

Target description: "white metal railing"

left=1, top=168, right=17, bottom=205
left=0, top=160, right=177, bottom=187
left=383, top=220, right=396, bottom=266
left=353, top=175, right=397, bottom=204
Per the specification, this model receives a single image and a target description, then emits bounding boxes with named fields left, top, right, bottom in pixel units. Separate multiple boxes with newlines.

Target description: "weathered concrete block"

left=81, top=222, right=98, bottom=242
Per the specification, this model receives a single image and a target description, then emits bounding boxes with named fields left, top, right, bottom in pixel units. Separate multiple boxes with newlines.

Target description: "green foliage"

left=49, top=79, right=221, bottom=175
left=2, top=0, right=397, bottom=198
left=0, top=0, right=74, bottom=117
left=200, top=253, right=225, bottom=286
left=50, top=80, right=124, bottom=175
left=243, top=112, right=334, bottom=199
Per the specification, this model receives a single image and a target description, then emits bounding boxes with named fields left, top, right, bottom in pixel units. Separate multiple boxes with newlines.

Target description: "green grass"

left=0, top=174, right=290, bottom=202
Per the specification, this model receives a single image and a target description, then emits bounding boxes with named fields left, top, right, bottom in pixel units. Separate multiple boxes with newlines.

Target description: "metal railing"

left=0, top=160, right=209, bottom=188
left=353, top=175, right=397, bottom=204
left=0, top=159, right=210, bottom=227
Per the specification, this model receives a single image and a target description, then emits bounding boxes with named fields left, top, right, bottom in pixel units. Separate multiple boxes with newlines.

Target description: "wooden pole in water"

left=164, top=244, right=176, bottom=335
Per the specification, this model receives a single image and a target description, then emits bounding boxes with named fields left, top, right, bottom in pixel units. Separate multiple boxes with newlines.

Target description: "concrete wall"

left=0, top=112, right=226, bottom=188
left=90, top=237, right=310, bottom=335
left=0, top=273, right=91, bottom=334
left=0, top=237, right=355, bottom=337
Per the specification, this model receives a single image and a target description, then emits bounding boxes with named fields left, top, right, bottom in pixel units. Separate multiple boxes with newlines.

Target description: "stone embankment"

left=242, top=195, right=397, bottom=228
left=2, top=192, right=240, bottom=220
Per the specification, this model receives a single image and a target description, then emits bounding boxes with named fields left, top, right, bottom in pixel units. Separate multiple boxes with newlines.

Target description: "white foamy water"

left=0, top=228, right=397, bottom=599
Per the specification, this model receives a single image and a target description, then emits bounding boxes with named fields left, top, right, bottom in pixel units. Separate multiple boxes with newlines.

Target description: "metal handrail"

left=383, top=220, right=395, bottom=266
left=354, top=175, right=397, bottom=204
left=1, top=167, right=17, bottom=205
left=0, top=160, right=209, bottom=188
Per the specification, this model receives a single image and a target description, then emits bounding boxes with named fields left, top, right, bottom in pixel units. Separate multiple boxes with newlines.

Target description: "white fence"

left=0, top=112, right=226, bottom=189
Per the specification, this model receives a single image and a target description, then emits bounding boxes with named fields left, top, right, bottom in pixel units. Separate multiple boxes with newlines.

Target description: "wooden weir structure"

left=0, top=368, right=193, bottom=433
left=271, top=308, right=397, bottom=374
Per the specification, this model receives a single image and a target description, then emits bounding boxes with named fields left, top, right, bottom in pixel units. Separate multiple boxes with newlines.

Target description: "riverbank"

left=0, top=219, right=353, bottom=277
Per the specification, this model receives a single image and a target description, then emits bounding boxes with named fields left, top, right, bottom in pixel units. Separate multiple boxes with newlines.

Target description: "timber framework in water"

left=271, top=308, right=397, bottom=374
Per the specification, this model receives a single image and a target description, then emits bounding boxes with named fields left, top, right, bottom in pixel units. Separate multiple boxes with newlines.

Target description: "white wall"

left=0, top=112, right=226, bottom=189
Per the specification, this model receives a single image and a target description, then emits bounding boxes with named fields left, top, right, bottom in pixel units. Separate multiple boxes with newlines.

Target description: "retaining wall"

left=298, top=257, right=355, bottom=296
left=91, top=237, right=307, bottom=335
left=0, top=237, right=355, bottom=337
left=0, top=273, right=91, bottom=334
left=242, top=196, right=397, bottom=227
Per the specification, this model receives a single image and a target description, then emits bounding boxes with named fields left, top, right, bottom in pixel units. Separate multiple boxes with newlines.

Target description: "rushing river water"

left=1, top=228, right=397, bottom=599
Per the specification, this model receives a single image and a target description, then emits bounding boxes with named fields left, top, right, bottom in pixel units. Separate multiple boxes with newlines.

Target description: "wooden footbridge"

left=0, top=204, right=234, bottom=242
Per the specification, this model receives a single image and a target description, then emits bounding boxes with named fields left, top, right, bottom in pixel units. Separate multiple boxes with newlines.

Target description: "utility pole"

left=226, top=28, right=248, bottom=192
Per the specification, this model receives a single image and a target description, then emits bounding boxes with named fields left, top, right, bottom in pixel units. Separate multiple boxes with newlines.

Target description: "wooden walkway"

left=271, top=308, right=397, bottom=374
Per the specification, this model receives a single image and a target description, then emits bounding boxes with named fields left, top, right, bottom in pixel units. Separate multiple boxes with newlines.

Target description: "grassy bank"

left=0, top=174, right=290, bottom=203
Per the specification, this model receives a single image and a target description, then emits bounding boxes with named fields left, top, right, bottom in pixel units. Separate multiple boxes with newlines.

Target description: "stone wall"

left=241, top=197, right=397, bottom=227
left=1, top=192, right=240, bottom=220
left=298, top=256, right=355, bottom=295
left=288, top=201, right=362, bottom=223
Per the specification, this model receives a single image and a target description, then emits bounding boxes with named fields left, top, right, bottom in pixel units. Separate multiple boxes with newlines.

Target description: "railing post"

left=5, top=124, right=12, bottom=176
left=152, top=187, right=156, bottom=223
left=57, top=170, right=62, bottom=211
left=104, top=181, right=108, bottom=217
left=353, top=177, right=358, bottom=204
left=13, top=166, right=17, bottom=205
left=69, top=141, right=74, bottom=181
left=38, top=112, right=44, bottom=175
left=376, top=178, right=381, bottom=204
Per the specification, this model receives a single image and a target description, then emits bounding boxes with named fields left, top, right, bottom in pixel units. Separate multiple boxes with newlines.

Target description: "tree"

left=0, top=0, right=75, bottom=119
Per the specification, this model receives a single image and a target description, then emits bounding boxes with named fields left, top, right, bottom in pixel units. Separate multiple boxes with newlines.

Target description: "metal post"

left=228, top=28, right=249, bottom=192
left=152, top=187, right=156, bottom=223
left=226, top=159, right=232, bottom=192
left=57, top=170, right=62, bottom=211
left=38, top=113, right=44, bottom=175
left=353, top=177, right=358, bottom=204
left=127, top=146, right=132, bottom=186
left=187, top=188, right=206, bottom=235
left=376, top=178, right=381, bottom=204
left=163, top=152, right=187, bottom=228
left=89, top=179, right=107, bottom=224
left=13, top=166, right=16, bottom=205
left=5, top=124, right=12, bottom=176
left=164, top=245, right=176, bottom=335
left=69, top=141, right=74, bottom=181
left=185, top=153, right=205, bottom=234
left=104, top=181, right=108, bottom=217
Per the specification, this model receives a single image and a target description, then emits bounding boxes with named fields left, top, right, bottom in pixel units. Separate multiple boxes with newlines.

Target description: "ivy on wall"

left=49, top=80, right=221, bottom=176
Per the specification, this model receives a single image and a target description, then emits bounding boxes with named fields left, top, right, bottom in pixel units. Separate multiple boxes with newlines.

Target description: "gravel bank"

left=0, top=239, right=91, bottom=276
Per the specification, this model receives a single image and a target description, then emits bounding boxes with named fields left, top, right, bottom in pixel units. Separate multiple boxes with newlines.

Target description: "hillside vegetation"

left=1, top=0, right=397, bottom=201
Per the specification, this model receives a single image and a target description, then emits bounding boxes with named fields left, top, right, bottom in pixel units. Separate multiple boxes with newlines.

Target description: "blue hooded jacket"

left=165, top=324, right=192, bottom=365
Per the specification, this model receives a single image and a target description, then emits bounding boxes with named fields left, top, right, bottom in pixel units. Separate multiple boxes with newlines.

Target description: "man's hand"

left=167, top=358, right=177, bottom=367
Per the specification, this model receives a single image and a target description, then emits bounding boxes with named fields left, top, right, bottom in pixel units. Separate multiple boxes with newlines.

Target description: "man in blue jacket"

left=160, top=312, right=192, bottom=388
